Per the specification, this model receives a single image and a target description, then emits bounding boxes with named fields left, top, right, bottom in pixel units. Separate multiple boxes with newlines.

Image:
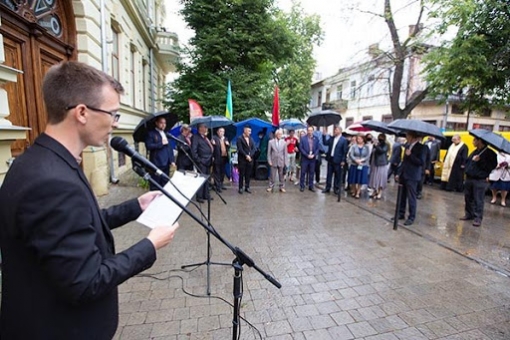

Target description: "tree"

left=165, top=0, right=321, bottom=123
left=349, top=0, right=429, bottom=119
left=423, top=0, right=510, bottom=112
left=274, top=3, right=323, bottom=119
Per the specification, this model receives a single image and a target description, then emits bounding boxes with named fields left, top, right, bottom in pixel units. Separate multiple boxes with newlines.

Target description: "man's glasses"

left=66, top=105, right=121, bottom=122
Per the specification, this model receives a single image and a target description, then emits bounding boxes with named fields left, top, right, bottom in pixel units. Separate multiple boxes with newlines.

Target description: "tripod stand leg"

left=232, top=261, right=243, bottom=340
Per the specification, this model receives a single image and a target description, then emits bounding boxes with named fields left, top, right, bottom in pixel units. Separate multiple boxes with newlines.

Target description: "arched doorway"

left=0, top=0, right=76, bottom=156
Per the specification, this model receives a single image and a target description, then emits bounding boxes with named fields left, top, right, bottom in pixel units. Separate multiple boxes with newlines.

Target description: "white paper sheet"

left=137, top=171, right=207, bottom=228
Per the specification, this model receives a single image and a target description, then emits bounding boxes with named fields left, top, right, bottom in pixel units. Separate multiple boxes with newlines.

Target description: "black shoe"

left=238, top=189, right=243, bottom=194
left=417, top=194, right=422, bottom=199
left=221, top=186, right=227, bottom=190
left=245, top=188, right=252, bottom=194
left=459, top=216, right=473, bottom=221
left=196, top=198, right=205, bottom=203
left=473, top=218, right=482, bottom=227
left=391, top=216, right=405, bottom=221
left=309, top=187, right=316, bottom=192
left=403, top=219, right=414, bottom=226
left=208, top=197, right=214, bottom=201
left=334, top=189, right=339, bottom=195
left=321, top=189, right=330, bottom=193
left=300, top=187, right=305, bottom=192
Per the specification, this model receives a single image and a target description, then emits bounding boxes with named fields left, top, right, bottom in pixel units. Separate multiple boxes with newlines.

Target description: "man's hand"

left=473, top=155, right=480, bottom=162
left=147, top=223, right=179, bottom=250
left=211, top=139, right=216, bottom=145
left=405, top=149, right=411, bottom=156
left=225, top=140, right=229, bottom=146
left=138, top=191, right=162, bottom=211
left=163, top=139, right=168, bottom=145
left=246, top=156, right=252, bottom=162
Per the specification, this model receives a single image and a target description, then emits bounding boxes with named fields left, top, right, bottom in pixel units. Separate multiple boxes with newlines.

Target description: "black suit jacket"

left=191, top=134, right=213, bottom=167
left=212, top=135, right=230, bottom=165
left=176, top=133, right=193, bottom=169
left=398, top=142, right=426, bottom=182
left=325, top=135, right=348, bottom=164
left=236, top=135, right=256, bottom=165
left=145, top=129, right=174, bottom=167
left=0, top=134, right=156, bottom=339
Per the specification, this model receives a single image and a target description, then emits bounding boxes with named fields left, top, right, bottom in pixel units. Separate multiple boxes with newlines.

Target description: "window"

left=499, top=126, right=510, bottom=132
left=350, top=81, right=356, bottom=99
left=345, top=118, right=354, bottom=127
left=446, top=122, right=467, bottom=131
left=142, top=59, right=148, bottom=111
left=326, top=89, right=331, bottom=103
left=382, top=114, right=393, bottom=123
left=336, top=85, right=343, bottom=100
left=111, top=29, right=120, bottom=80
left=362, top=116, right=373, bottom=121
left=474, top=124, right=493, bottom=131
left=317, top=91, right=322, bottom=107
left=478, top=108, right=492, bottom=117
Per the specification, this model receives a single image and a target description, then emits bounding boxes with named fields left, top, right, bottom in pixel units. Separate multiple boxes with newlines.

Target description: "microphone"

left=110, top=137, right=167, bottom=178
left=166, top=133, right=188, bottom=146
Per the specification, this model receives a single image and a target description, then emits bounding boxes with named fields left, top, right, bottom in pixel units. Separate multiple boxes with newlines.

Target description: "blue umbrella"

left=280, top=118, right=306, bottom=130
left=388, top=119, right=445, bottom=140
left=190, top=115, right=233, bottom=129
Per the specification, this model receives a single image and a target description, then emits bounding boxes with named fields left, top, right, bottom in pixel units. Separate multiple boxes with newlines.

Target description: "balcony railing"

left=155, top=31, right=180, bottom=73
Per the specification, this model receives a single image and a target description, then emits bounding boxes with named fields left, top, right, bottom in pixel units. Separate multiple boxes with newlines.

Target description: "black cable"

left=136, top=270, right=262, bottom=340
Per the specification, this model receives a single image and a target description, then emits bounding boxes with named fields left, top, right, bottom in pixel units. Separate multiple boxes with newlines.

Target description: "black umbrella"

left=306, top=110, right=342, bottom=127
left=469, top=129, right=510, bottom=154
left=361, top=120, right=400, bottom=135
left=388, top=119, right=444, bottom=140
left=190, top=115, right=233, bottom=129
left=133, top=111, right=179, bottom=143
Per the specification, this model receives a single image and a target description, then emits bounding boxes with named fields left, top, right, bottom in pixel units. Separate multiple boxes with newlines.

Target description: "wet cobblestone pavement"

left=98, top=173, right=510, bottom=339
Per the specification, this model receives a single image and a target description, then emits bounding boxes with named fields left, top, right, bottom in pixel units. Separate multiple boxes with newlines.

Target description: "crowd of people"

left=145, top=119, right=508, bottom=228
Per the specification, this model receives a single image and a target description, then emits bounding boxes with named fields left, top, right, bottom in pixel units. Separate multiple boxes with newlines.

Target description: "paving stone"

left=347, top=320, right=378, bottom=338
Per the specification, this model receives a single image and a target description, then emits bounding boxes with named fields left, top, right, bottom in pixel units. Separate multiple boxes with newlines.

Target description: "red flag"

left=272, top=86, right=280, bottom=126
left=188, top=99, right=203, bottom=122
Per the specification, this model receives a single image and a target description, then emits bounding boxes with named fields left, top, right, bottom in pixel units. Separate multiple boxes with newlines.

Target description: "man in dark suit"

left=191, top=123, right=214, bottom=203
left=211, top=127, right=230, bottom=192
left=322, top=126, right=348, bottom=194
left=424, top=136, right=441, bottom=185
left=145, top=116, right=175, bottom=190
left=236, top=125, right=256, bottom=194
left=388, top=137, right=404, bottom=182
left=396, top=132, right=426, bottom=226
left=299, top=126, right=320, bottom=192
left=176, top=124, right=194, bottom=171
left=0, top=61, right=179, bottom=340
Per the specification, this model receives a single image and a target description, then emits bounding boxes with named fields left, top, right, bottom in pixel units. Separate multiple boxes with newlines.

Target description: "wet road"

left=98, top=172, right=510, bottom=339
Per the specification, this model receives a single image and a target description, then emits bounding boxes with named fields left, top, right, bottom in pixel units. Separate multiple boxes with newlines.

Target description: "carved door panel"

left=2, top=32, right=32, bottom=156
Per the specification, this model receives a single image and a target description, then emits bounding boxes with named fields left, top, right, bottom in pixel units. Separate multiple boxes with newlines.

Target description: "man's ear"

left=72, top=105, right=88, bottom=125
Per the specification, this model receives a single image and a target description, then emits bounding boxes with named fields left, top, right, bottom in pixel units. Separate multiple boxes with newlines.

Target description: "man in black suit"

left=145, top=116, right=175, bottom=190
left=211, top=127, right=230, bottom=192
left=191, top=123, right=214, bottom=203
left=322, top=126, right=348, bottom=194
left=424, top=136, right=441, bottom=185
left=236, top=125, right=256, bottom=194
left=0, top=61, right=179, bottom=339
left=395, top=132, right=426, bottom=226
left=176, top=124, right=194, bottom=171
left=388, top=137, right=404, bottom=182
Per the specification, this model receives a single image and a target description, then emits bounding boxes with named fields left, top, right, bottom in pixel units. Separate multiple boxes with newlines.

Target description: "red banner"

left=188, top=99, right=203, bottom=122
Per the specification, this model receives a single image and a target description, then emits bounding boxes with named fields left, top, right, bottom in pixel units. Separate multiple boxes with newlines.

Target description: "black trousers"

left=149, top=165, right=169, bottom=191
left=464, top=178, right=489, bottom=220
left=196, top=163, right=211, bottom=199
left=213, top=156, right=228, bottom=189
left=325, top=161, right=341, bottom=191
left=399, top=178, right=419, bottom=221
left=238, top=160, right=253, bottom=190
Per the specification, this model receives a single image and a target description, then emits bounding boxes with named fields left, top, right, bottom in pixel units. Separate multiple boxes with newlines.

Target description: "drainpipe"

left=149, top=47, right=155, bottom=113
left=100, top=0, right=119, bottom=184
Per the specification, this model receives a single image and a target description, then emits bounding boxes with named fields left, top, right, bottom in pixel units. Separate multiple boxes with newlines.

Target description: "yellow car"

left=434, top=131, right=510, bottom=179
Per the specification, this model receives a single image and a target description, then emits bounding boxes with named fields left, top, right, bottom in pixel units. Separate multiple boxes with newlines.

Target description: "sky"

left=165, top=0, right=426, bottom=79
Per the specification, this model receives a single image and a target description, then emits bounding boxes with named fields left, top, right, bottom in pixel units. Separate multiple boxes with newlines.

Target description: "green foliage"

left=164, top=0, right=322, bottom=122
left=424, top=0, right=510, bottom=111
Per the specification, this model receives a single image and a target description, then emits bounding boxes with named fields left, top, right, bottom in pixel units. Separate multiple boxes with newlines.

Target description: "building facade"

left=0, top=0, right=179, bottom=194
left=310, top=45, right=510, bottom=133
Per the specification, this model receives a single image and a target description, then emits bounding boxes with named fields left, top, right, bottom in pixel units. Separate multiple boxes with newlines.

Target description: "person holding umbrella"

left=145, top=116, right=175, bottom=190
left=460, top=137, right=497, bottom=227
left=395, top=132, right=426, bottom=226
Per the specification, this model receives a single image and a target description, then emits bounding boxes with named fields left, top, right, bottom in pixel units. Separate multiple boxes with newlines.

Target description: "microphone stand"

left=132, top=162, right=281, bottom=340
left=171, top=134, right=230, bottom=295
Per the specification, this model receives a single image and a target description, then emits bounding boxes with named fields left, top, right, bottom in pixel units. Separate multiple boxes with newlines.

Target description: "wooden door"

left=1, top=1, right=75, bottom=156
